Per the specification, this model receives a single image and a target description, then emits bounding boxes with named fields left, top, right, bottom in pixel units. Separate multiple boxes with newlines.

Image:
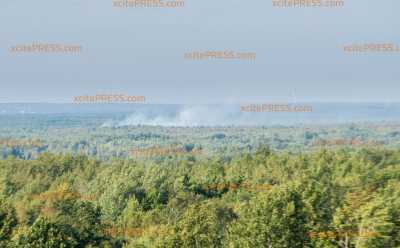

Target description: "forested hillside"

left=1, top=147, right=400, bottom=247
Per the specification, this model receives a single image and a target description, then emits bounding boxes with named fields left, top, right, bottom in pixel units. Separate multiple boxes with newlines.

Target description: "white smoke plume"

left=105, top=105, right=247, bottom=127
left=101, top=104, right=316, bottom=127
left=99, top=103, right=399, bottom=127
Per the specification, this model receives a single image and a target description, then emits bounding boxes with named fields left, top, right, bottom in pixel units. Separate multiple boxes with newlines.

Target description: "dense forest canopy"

left=0, top=146, right=400, bottom=247
left=1, top=113, right=400, bottom=247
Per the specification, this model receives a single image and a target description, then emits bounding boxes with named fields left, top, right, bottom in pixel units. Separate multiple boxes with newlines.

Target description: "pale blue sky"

left=1, top=0, right=399, bottom=103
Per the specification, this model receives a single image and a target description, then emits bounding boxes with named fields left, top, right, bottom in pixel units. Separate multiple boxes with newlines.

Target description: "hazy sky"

left=1, top=0, right=399, bottom=104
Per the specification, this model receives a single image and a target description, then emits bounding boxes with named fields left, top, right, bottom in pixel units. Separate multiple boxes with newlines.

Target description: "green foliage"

left=14, top=217, right=78, bottom=248
left=1, top=123, right=400, bottom=247
left=161, top=202, right=236, bottom=248
left=228, top=187, right=310, bottom=248
left=0, top=198, right=17, bottom=247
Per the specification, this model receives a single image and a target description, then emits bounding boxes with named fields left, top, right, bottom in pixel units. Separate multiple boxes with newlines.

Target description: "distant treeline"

left=2, top=117, right=400, bottom=161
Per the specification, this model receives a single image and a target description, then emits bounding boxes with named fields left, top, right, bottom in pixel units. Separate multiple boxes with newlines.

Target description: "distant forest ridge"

left=0, top=103, right=400, bottom=126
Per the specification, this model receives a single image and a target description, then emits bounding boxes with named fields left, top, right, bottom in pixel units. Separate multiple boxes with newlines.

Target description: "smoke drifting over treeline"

left=101, top=103, right=400, bottom=127
left=0, top=103, right=399, bottom=127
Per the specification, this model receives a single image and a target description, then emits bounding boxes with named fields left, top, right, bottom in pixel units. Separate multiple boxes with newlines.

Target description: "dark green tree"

left=14, top=217, right=78, bottom=248
left=228, top=186, right=311, bottom=248
left=0, top=199, right=17, bottom=247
